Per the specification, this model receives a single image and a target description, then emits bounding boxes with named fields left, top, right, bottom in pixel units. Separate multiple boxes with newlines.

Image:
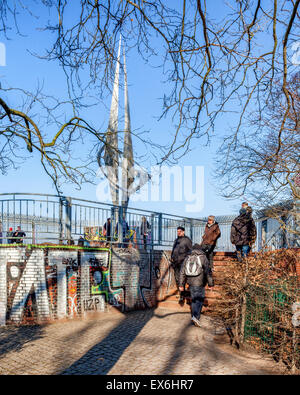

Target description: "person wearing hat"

left=171, top=226, right=192, bottom=304
left=231, top=206, right=257, bottom=262
left=6, top=227, right=14, bottom=244
left=200, top=215, right=221, bottom=272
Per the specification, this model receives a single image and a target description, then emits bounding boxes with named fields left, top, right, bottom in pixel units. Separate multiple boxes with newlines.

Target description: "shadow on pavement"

left=0, top=324, right=44, bottom=359
left=153, top=311, right=189, bottom=319
left=59, top=309, right=155, bottom=375
left=159, top=319, right=191, bottom=375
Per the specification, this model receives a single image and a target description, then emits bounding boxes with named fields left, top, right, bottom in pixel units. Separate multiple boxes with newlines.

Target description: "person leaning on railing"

left=103, top=218, right=112, bottom=242
left=12, top=226, right=26, bottom=244
left=140, top=216, right=151, bottom=250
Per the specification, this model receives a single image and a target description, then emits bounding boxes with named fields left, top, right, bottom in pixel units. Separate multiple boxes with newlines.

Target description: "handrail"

left=0, top=192, right=295, bottom=251
left=0, top=192, right=205, bottom=222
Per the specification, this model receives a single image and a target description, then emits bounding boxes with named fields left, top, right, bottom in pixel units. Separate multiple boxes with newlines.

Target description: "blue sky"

left=0, top=1, right=277, bottom=219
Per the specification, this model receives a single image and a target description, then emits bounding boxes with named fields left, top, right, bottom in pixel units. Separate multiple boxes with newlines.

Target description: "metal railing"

left=0, top=193, right=204, bottom=249
left=0, top=193, right=296, bottom=251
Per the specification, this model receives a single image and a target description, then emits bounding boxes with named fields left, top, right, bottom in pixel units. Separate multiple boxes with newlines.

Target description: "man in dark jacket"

left=12, top=226, right=26, bottom=244
left=200, top=215, right=221, bottom=272
left=140, top=216, right=151, bottom=250
left=179, top=244, right=214, bottom=327
left=103, top=218, right=112, bottom=242
left=171, top=226, right=192, bottom=303
left=231, top=206, right=257, bottom=262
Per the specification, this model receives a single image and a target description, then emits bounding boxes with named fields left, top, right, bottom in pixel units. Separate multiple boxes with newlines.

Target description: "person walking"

left=179, top=244, right=214, bottom=327
left=230, top=206, right=257, bottom=262
left=171, top=226, right=192, bottom=304
left=200, top=215, right=221, bottom=272
left=140, top=216, right=151, bottom=250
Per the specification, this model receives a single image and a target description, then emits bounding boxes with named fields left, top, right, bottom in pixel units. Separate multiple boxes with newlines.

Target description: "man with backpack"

left=179, top=244, right=214, bottom=327
left=171, top=226, right=192, bottom=304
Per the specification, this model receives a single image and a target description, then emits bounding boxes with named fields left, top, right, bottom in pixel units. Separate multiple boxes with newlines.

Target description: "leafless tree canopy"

left=0, top=0, right=299, bottom=193
left=216, top=72, right=300, bottom=205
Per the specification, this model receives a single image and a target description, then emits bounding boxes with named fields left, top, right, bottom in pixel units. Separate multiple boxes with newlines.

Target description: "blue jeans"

left=189, top=286, right=205, bottom=320
left=236, top=245, right=250, bottom=261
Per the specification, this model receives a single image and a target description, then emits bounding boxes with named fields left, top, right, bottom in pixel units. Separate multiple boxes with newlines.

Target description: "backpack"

left=185, top=254, right=203, bottom=276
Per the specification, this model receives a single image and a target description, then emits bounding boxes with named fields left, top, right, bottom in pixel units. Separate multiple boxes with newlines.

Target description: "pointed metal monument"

left=103, top=35, right=122, bottom=207
left=121, top=45, right=135, bottom=211
left=98, top=36, right=149, bottom=216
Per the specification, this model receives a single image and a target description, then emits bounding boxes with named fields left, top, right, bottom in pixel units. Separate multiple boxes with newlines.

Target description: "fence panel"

left=0, top=193, right=295, bottom=251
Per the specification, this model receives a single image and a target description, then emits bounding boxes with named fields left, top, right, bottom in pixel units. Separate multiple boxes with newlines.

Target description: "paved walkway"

left=0, top=308, right=287, bottom=375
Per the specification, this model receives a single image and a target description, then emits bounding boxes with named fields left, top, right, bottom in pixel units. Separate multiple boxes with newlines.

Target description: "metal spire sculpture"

left=98, top=36, right=149, bottom=214
left=121, top=44, right=135, bottom=211
left=102, top=35, right=122, bottom=207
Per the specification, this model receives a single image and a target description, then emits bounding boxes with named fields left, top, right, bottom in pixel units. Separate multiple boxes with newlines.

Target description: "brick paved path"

left=0, top=308, right=286, bottom=375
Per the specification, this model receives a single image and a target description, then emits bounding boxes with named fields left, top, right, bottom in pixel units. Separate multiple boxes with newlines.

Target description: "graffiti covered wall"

left=0, top=247, right=176, bottom=326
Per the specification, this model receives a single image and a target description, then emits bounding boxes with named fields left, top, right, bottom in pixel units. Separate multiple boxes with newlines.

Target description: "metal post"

left=190, top=219, right=193, bottom=243
left=158, top=213, right=162, bottom=246
left=150, top=213, right=155, bottom=250
left=281, top=215, right=288, bottom=248
left=59, top=197, right=64, bottom=244
left=118, top=205, right=123, bottom=246
left=65, top=197, right=72, bottom=244
left=111, top=206, right=115, bottom=246
left=32, top=221, right=35, bottom=244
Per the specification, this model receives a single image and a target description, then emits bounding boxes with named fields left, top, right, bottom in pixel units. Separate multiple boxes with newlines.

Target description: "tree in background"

left=216, top=72, right=299, bottom=244
left=0, top=1, right=299, bottom=197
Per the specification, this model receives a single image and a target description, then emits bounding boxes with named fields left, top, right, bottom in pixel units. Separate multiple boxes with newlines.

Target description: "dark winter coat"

left=171, top=235, right=192, bottom=266
left=103, top=220, right=111, bottom=237
left=12, top=230, right=26, bottom=244
left=201, top=222, right=221, bottom=246
left=179, top=246, right=214, bottom=288
left=230, top=213, right=257, bottom=246
left=140, top=220, right=151, bottom=236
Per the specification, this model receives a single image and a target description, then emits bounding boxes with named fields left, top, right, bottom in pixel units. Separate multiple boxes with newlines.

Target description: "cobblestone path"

left=0, top=308, right=286, bottom=375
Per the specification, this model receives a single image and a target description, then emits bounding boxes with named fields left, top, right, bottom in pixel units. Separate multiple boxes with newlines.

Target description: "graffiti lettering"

left=62, top=258, right=78, bottom=267
left=83, top=296, right=105, bottom=312
left=0, top=247, right=155, bottom=325
left=108, top=293, right=121, bottom=306
left=89, top=257, right=108, bottom=268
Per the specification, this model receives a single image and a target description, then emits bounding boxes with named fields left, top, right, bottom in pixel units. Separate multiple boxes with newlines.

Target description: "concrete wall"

left=0, top=246, right=176, bottom=326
